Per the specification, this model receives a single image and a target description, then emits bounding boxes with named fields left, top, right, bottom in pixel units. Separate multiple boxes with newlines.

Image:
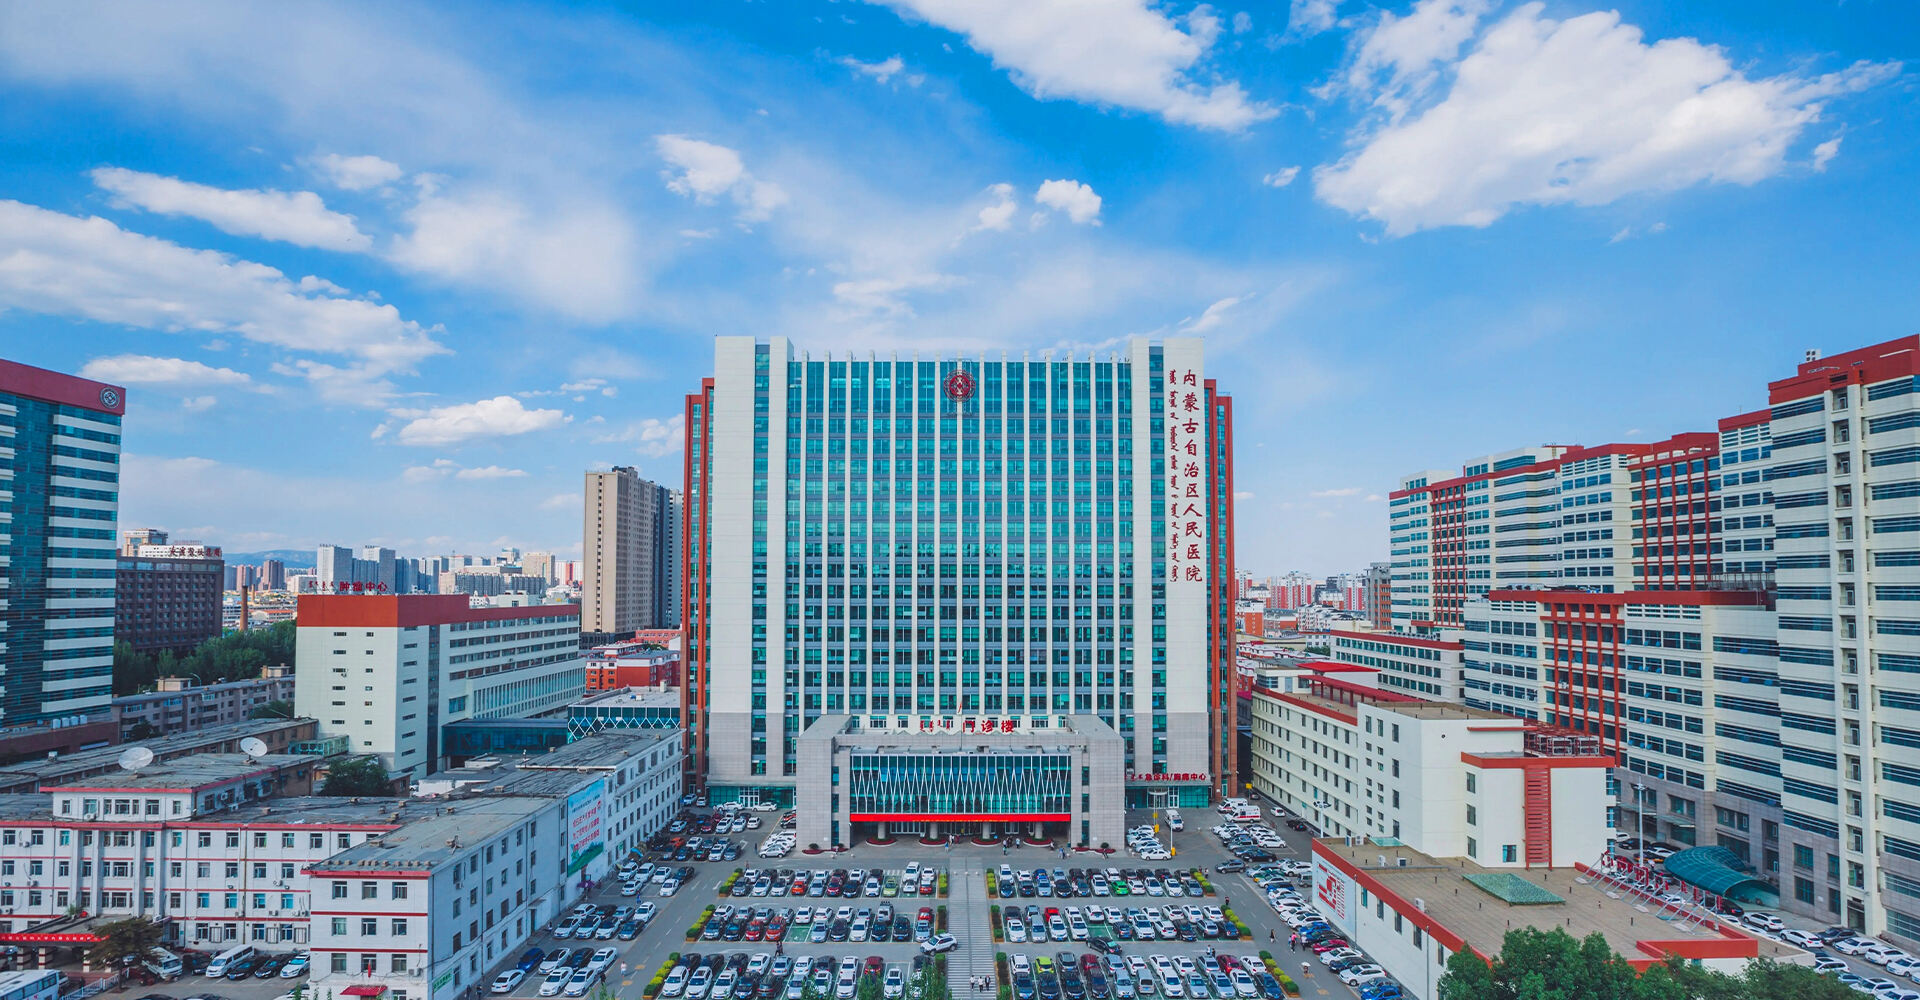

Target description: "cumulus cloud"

left=832, top=273, right=965, bottom=319
left=1311, top=487, right=1363, bottom=497
left=392, top=396, right=569, bottom=446
left=1316, top=3, right=1900, bottom=235
left=655, top=135, right=789, bottom=222
left=974, top=183, right=1019, bottom=232
left=1262, top=167, right=1301, bottom=188
left=540, top=492, right=582, bottom=510
left=90, top=166, right=372, bottom=252
left=1288, top=0, right=1337, bottom=37
left=592, top=414, right=687, bottom=458
left=867, top=0, right=1274, bottom=130
left=311, top=153, right=404, bottom=191
left=79, top=354, right=254, bottom=387
left=0, top=200, right=443, bottom=401
left=1034, top=179, right=1102, bottom=224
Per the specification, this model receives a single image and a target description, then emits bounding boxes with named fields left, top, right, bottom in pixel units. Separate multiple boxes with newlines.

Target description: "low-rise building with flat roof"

left=1310, top=839, right=1808, bottom=1000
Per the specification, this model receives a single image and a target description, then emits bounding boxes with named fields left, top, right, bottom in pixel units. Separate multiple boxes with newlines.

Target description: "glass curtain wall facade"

left=847, top=752, right=1072, bottom=820
left=683, top=338, right=1235, bottom=807
left=0, top=361, right=125, bottom=722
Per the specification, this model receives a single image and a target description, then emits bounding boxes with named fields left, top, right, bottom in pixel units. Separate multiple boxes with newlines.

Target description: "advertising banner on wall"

left=566, top=778, right=606, bottom=874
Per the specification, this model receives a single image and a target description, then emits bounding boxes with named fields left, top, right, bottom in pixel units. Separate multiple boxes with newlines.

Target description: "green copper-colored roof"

left=1664, top=846, right=1768, bottom=898
left=1462, top=872, right=1566, bottom=905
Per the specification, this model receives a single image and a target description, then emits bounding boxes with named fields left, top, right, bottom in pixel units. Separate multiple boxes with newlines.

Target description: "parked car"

left=493, top=971, right=528, bottom=994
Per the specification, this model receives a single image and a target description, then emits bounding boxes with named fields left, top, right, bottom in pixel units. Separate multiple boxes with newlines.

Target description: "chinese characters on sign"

left=331, top=582, right=391, bottom=594
left=1164, top=366, right=1206, bottom=584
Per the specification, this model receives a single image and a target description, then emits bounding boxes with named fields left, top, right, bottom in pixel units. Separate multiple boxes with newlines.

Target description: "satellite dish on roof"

left=240, top=737, right=269, bottom=760
left=118, top=747, right=155, bottom=771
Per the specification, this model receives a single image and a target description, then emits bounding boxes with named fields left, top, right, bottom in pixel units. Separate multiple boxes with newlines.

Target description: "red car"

left=863, top=957, right=885, bottom=978
left=745, top=920, right=766, bottom=941
left=1310, top=938, right=1349, bottom=954
left=766, top=919, right=788, bottom=942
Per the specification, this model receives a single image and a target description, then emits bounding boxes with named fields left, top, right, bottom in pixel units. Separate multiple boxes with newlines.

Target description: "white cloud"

left=1232, top=12, right=1253, bottom=35
left=311, top=153, right=404, bottom=191
left=393, top=396, right=569, bottom=446
left=1288, top=0, right=1338, bottom=37
left=1034, top=179, right=1102, bottom=224
left=1316, top=3, right=1899, bottom=236
left=974, top=183, right=1018, bottom=232
left=840, top=54, right=910, bottom=85
left=1262, top=166, right=1300, bottom=188
left=540, top=492, right=582, bottom=510
left=0, top=200, right=443, bottom=400
left=1311, top=487, right=1363, bottom=497
left=90, top=166, right=372, bottom=252
left=387, top=183, right=639, bottom=324
left=1813, top=137, right=1843, bottom=171
left=832, top=273, right=965, bottom=319
left=559, top=378, right=618, bottom=398
left=1233, top=490, right=1254, bottom=500
left=592, top=414, right=687, bottom=458
left=181, top=395, right=217, bottom=412
left=455, top=465, right=528, bottom=479
left=655, top=135, right=788, bottom=222
left=1337, top=0, right=1492, bottom=115
left=79, top=354, right=253, bottom=387
left=868, top=0, right=1275, bottom=130
left=1179, top=295, right=1244, bottom=334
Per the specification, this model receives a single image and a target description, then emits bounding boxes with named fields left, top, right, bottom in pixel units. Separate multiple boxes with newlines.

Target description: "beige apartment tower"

left=582, top=466, right=681, bottom=635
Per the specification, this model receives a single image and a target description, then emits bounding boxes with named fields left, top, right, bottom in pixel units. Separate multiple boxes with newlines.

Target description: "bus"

left=0, top=969, right=63, bottom=1000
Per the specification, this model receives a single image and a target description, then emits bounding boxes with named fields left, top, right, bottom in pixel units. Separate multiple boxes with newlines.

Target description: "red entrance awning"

left=341, top=986, right=388, bottom=996
left=849, top=814, right=1070, bottom=823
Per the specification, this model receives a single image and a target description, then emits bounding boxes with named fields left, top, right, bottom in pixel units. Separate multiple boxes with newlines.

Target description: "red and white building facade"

left=294, top=596, right=584, bottom=779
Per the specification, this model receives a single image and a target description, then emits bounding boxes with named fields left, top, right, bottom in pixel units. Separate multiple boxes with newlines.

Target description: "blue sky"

left=0, top=0, right=1914, bottom=573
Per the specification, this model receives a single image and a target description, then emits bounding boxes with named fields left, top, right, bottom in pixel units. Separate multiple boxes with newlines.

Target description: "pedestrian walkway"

left=948, top=858, right=996, bottom=990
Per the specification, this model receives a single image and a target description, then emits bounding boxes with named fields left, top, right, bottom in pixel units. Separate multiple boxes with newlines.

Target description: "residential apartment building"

left=115, top=537, right=224, bottom=655
left=293, top=595, right=584, bottom=778
left=0, top=359, right=125, bottom=723
left=582, top=467, right=681, bottom=635
left=682, top=338, right=1238, bottom=831
left=110, top=668, right=296, bottom=740
left=1365, top=561, right=1392, bottom=630
left=1329, top=629, right=1464, bottom=701
left=1367, top=336, right=1920, bottom=945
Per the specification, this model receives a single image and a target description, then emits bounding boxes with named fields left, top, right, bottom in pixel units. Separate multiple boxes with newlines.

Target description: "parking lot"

left=127, top=795, right=1920, bottom=1000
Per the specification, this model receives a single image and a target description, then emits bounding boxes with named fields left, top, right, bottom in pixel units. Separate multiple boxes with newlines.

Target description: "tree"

left=127, top=721, right=161, bottom=742
left=1436, top=928, right=1856, bottom=1000
left=249, top=699, right=294, bottom=720
left=88, top=917, right=163, bottom=969
left=321, top=757, right=392, bottom=797
left=112, top=620, right=296, bottom=695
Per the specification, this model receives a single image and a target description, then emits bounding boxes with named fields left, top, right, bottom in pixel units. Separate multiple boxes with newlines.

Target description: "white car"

left=920, top=933, right=959, bottom=954
left=1742, top=912, right=1786, bottom=933
left=492, top=971, right=528, bottom=994
left=1837, top=937, right=1879, bottom=956
left=1006, top=917, right=1028, bottom=943
left=280, top=955, right=311, bottom=979
left=1888, top=957, right=1920, bottom=979
left=1338, top=965, right=1386, bottom=987
left=1866, top=946, right=1911, bottom=967
left=1319, top=949, right=1362, bottom=968
left=686, top=967, right=714, bottom=1000
left=1781, top=929, right=1823, bottom=949
left=538, top=970, right=572, bottom=997
left=540, top=950, right=573, bottom=974
left=662, top=967, right=691, bottom=998
left=588, top=949, right=618, bottom=974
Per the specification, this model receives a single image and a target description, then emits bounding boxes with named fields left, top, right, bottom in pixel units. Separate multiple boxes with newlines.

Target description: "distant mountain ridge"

left=222, top=549, right=316, bottom=569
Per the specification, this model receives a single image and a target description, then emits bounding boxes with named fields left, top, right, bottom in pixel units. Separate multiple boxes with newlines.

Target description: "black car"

left=223, top=958, right=260, bottom=980
left=1059, top=969, right=1085, bottom=1000
left=1090, top=937, right=1122, bottom=957
left=829, top=919, right=850, bottom=941
left=1037, top=972, right=1061, bottom=1000
left=871, top=920, right=892, bottom=943
left=1819, top=926, right=1856, bottom=942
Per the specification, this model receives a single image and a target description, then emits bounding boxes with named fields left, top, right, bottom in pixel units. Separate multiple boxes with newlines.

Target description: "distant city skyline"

left=1, top=2, right=1912, bottom=573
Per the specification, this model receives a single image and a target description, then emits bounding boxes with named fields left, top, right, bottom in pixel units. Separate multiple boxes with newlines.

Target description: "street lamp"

left=1631, top=783, right=1647, bottom=875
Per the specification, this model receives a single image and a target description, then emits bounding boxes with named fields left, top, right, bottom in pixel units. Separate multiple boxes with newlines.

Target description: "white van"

left=144, top=947, right=184, bottom=980
left=204, top=944, right=256, bottom=978
left=1166, top=809, right=1184, bottom=831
